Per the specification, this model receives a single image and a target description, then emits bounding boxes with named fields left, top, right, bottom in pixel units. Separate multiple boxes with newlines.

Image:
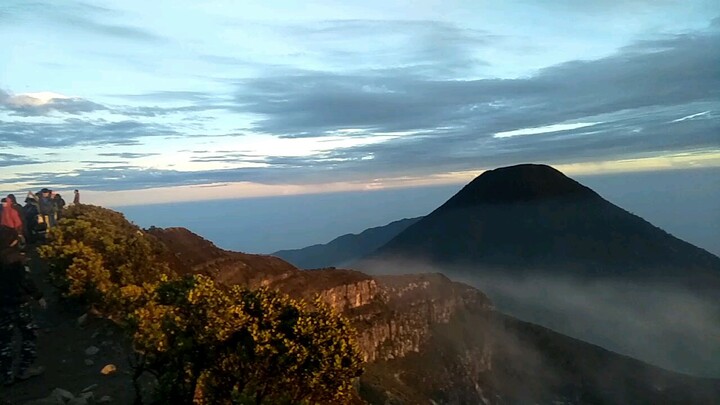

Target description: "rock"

left=24, top=388, right=75, bottom=404
left=77, top=313, right=88, bottom=326
left=81, top=383, right=98, bottom=393
left=98, top=396, right=112, bottom=404
left=51, top=388, right=75, bottom=402
left=91, top=331, right=101, bottom=339
left=67, top=399, right=88, bottom=405
left=100, top=364, right=117, bottom=375
left=79, top=392, right=94, bottom=401
left=84, top=358, right=94, bottom=366
left=84, top=346, right=100, bottom=356
left=100, top=340, right=112, bottom=347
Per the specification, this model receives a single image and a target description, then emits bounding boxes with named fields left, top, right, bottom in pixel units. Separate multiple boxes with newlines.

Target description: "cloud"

left=281, top=20, right=495, bottom=76
left=236, top=27, right=718, bottom=136
left=0, top=153, right=38, bottom=167
left=4, top=17, right=719, bottom=194
left=1, top=0, right=164, bottom=43
left=225, top=23, right=719, bottom=180
left=0, top=90, right=106, bottom=116
left=110, top=91, right=221, bottom=102
left=0, top=118, right=177, bottom=148
left=98, top=152, right=160, bottom=159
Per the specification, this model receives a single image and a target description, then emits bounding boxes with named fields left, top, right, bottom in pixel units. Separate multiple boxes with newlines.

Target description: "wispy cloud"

left=0, top=0, right=164, bottom=43
left=671, top=111, right=711, bottom=122
left=0, top=153, right=38, bottom=167
left=493, top=122, right=601, bottom=139
left=0, top=118, right=177, bottom=148
left=98, top=152, right=161, bottom=159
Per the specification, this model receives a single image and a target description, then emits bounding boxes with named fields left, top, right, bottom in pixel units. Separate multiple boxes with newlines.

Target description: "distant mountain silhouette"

left=273, top=217, right=421, bottom=269
left=366, top=164, right=720, bottom=291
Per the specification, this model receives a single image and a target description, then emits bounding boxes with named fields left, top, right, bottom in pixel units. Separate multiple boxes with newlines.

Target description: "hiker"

left=73, top=189, right=80, bottom=205
left=0, top=198, right=24, bottom=238
left=5, top=195, right=27, bottom=244
left=52, top=193, right=66, bottom=221
left=22, top=195, right=41, bottom=244
left=0, top=226, right=47, bottom=386
left=37, top=189, right=56, bottom=229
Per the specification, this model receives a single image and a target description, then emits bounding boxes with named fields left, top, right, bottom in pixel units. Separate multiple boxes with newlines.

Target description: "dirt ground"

left=0, top=246, right=141, bottom=405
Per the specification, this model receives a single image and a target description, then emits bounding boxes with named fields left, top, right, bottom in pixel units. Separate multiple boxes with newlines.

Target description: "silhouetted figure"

left=73, top=189, right=80, bottom=205
left=53, top=194, right=65, bottom=220
left=37, top=189, right=55, bottom=228
left=22, top=195, right=41, bottom=244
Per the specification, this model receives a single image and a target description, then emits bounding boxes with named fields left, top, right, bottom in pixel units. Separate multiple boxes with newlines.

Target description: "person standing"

left=52, top=194, right=66, bottom=221
left=0, top=226, right=47, bottom=386
left=37, top=189, right=55, bottom=228
left=73, top=189, right=80, bottom=205
left=0, top=198, right=24, bottom=240
left=5, top=195, right=27, bottom=245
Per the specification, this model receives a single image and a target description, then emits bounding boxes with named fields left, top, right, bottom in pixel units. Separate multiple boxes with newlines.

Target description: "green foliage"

left=40, top=204, right=364, bottom=404
left=131, top=274, right=363, bottom=404
left=38, top=204, right=171, bottom=317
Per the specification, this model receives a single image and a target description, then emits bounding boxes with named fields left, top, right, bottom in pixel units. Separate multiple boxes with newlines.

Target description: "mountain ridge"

left=150, top=226, right=720, bottom=403
left=273, top=217, right=421, bottom=269
left=368, top=164, right=720, bottom=285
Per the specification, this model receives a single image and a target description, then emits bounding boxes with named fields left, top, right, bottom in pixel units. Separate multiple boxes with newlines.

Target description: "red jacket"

left=1, top=205, right=23, bottom=232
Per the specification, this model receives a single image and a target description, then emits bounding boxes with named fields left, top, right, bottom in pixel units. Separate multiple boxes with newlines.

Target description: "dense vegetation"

left=39, top=205, right=363, bottom=404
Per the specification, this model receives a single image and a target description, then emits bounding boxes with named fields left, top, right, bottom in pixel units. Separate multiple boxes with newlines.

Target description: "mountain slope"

left=149, top=227, right=719, bottom=403
left=368, top=164, right=720, bottom=289
left=273, top=217, right=421, bottom=269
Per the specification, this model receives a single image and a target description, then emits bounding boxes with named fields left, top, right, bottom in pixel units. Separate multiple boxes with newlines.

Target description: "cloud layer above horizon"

left=1, top=0, right=719, bottom=201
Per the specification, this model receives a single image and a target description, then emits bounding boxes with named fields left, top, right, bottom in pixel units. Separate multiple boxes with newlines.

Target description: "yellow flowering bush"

left=38, top=205, right=363, bottom=404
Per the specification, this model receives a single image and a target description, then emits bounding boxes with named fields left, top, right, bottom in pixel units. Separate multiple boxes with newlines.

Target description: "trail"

left=1, top=246, right=137, bottom=404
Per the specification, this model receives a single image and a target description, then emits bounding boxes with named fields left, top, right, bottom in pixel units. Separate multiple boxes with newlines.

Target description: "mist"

left=359, top=258, right=720, bottom=378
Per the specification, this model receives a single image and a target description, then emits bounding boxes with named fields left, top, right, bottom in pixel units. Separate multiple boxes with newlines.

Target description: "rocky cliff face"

left=349, top=273, right=492, bottom=363
left=149, top=228, right=494, bottom=366
left=149, top=227, right=720, bottom=404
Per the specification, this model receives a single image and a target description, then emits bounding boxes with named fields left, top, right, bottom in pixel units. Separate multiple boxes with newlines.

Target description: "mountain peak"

left=443, top=163, right=596, bottom=208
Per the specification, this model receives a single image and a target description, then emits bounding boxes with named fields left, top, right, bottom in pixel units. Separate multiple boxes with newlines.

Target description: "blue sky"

left=1, top=0, right=719, bottom=206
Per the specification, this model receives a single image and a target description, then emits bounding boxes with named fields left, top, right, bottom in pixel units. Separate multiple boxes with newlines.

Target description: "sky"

left=0, top=1, right=719, bottom=253
left=1, top=0, right=719, bottom=202
left=115, top=167, right=720, bottom=255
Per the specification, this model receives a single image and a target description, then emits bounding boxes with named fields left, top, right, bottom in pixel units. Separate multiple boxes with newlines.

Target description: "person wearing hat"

left=0, top=226, right=47, bottom=386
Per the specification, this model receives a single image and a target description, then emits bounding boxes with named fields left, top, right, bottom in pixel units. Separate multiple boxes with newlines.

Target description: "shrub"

left=38, top=204, right=172, bottom=318
left=39, top=205, right=364, bottom=404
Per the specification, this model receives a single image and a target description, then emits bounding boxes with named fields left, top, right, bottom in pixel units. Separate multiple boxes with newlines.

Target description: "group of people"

left=0, top=189, right=80, bottom=386
left=0, top=189, right=80, bottom=246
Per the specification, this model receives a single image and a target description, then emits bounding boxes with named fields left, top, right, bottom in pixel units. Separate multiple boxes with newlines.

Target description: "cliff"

left=148, top=227, right=720, bottom=404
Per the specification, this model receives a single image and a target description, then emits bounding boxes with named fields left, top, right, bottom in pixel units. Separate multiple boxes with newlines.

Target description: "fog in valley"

left=361, top=258, right=720, bottom=378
